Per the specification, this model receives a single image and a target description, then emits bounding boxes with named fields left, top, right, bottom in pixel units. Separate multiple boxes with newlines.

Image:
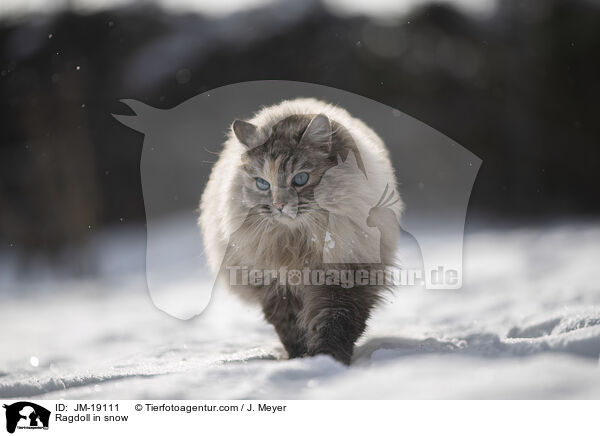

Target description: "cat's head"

left=233, top=113, right=338, bottom=226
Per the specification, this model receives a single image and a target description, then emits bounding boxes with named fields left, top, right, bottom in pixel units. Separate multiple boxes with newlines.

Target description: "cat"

left=199, top=98, right=402, bottom=364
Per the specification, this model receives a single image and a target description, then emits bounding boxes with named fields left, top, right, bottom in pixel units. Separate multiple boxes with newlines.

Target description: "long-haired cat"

left=199, top=98, right=402, bottom=364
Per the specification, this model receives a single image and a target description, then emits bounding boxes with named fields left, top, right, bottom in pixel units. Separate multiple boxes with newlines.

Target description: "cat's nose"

left=273, top=200, right=285, bottom=211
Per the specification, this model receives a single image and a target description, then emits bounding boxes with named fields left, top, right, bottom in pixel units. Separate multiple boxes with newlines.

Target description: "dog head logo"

left=3, top=402, right=50, bottom=434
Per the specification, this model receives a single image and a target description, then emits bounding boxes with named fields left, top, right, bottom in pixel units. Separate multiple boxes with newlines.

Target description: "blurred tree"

left=0, top=0, right=599, bottom=262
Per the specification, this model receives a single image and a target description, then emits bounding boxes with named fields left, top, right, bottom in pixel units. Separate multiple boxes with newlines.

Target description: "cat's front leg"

left=261, top=290, right=307, bottom=359
left=300, top=284, right=379, bottom=365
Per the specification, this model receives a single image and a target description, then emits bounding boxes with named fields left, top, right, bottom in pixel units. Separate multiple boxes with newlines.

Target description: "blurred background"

left=1, top=0, right=599, bottom=281
left=3, top=1, right=600, bottom=401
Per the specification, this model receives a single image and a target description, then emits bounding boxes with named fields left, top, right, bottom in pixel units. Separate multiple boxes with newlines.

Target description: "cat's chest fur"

left=225, top=215, right=327, bottom=272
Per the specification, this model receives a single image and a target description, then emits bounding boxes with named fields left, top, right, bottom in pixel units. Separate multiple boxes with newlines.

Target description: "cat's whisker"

left=203, top=146, right=221, bottom=156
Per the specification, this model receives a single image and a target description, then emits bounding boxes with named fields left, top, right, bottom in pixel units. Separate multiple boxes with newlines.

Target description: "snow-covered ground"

left=1, top=221, right=600, bottom=399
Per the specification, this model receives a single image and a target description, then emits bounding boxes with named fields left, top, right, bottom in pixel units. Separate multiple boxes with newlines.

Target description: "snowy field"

left=1, top=221, right=600, bottom=399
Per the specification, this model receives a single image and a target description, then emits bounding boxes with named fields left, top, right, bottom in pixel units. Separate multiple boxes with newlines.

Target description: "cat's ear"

left=299, top=114, right=331, bottom=150
left=232, top=120, right=263, bottom=149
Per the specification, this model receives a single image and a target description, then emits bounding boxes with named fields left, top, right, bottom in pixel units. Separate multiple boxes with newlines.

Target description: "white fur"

left=199, top=98, right=402, bottom=283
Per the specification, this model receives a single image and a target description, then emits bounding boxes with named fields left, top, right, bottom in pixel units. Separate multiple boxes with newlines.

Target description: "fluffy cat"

left=199, top=98, right=402, bottom=364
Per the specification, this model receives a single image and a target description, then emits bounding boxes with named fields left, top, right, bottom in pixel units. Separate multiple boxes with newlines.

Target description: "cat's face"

left=235, top=114, right=335, bottom=225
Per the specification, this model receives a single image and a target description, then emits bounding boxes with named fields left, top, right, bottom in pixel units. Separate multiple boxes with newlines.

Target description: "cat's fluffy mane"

left=199, top=98, right=402, bottom=289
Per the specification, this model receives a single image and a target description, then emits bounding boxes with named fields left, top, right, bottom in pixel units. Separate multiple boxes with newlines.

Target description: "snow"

left=1, top=221, right=600, bottom=399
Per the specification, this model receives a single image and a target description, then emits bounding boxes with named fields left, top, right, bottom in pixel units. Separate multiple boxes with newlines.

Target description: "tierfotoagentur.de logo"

left=2, top=402, right=50, bottom=434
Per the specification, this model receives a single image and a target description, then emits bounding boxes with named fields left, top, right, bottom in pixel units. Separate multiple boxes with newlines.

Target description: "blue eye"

left=293, top=172, right=309, bottom=186
left=256, top=177, right=270, bottom=190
